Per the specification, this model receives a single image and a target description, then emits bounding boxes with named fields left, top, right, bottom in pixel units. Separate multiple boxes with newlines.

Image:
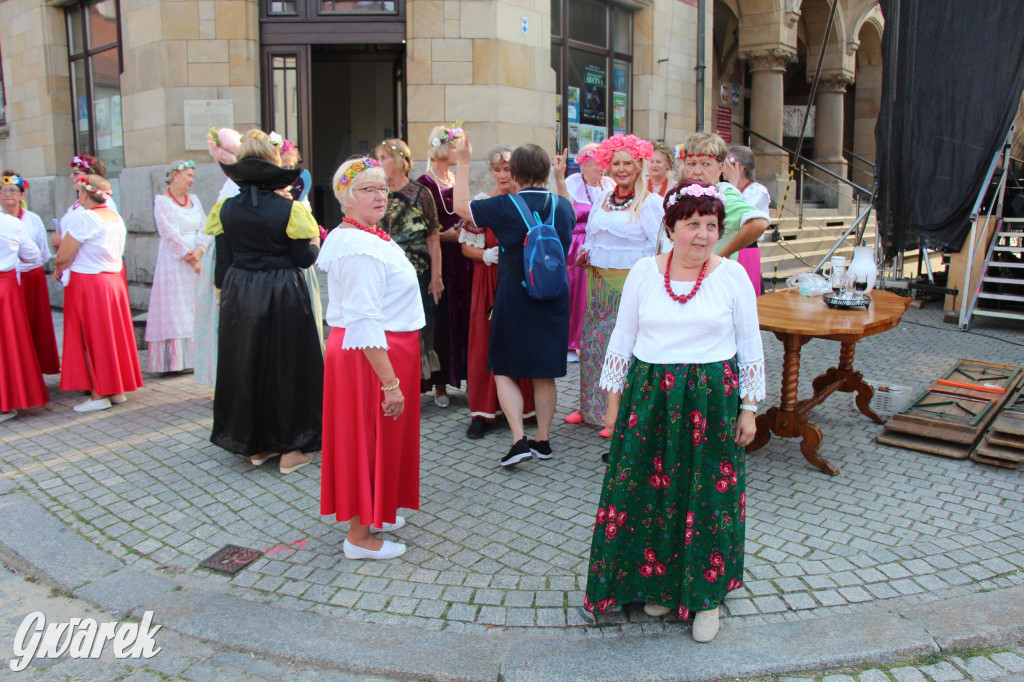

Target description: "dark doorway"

left=309, top=44, right=405, bottom=229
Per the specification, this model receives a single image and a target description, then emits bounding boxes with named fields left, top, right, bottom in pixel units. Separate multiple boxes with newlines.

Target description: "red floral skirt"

left=18, top=266, right=60, bottom=374
left=60, top=271, right=143, bottom=395
left=0, top=270, right=49, bottom=411
left=320, top=328, right=421, bottom=527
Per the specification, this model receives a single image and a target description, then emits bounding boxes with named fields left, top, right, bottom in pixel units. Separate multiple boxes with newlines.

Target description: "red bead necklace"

left=663, top=249, right=709, bottom=305
left=167, top=189, right=189, bottom=207
left=342, top=216, right=391, bottom=241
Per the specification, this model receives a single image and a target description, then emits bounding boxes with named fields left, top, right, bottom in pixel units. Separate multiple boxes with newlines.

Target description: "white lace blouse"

left=599, top=256, right=766, bottom=402
left=316, top=228, right=425, bottom=350
left=582, top=191, right=665, bottom=270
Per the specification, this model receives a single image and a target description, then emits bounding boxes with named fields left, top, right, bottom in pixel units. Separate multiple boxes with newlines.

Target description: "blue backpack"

left=508, top=193, right=568, bottom=302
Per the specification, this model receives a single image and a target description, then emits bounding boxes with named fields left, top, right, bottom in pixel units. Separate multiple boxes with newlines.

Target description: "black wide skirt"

left=212, top=266, right=324, bottom=456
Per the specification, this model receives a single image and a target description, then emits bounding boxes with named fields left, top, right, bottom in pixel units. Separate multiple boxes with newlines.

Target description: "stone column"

left=741, top=48, right=796, bottom=195
left=812, top=74, right=854, bottom=209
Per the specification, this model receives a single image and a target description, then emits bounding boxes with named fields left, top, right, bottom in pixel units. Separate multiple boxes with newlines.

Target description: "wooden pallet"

left=879, top=359, right=1023, bottom=461
left=876, top=430, right=974, bottom=459
left=970, top=383, right=1024, bottom=469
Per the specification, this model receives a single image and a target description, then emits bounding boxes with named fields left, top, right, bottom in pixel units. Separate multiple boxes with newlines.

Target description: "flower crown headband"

left=431, top=121, right=465, bottom=148
left=383, top=142, right=407, bottom=158
left=594, top=134, right=654, bottom=170
left=80, top=180, right=112, bottom=200
left=665, top=183, right=725, bottom=208
left=70, top=154, right=99, bottom=173
left=674, top=144, right=723, bottom=163
left=336, top=158, right=381, bottom=190
left=2, top=174, right=28, bottom=190
left=576, top=148, right=597, bottom=165
left=171, top=160, right=195, bottom=172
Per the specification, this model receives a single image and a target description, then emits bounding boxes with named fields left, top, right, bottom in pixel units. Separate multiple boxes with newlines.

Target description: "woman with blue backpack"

left=452, top=135, right=575, bottom=468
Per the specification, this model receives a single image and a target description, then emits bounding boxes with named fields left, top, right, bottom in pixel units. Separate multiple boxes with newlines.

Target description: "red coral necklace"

left=167, top=189, right=189, bottom=207
left=342, top=216, right=391, bottom=241
left=663, top=249, right=708, bottom=305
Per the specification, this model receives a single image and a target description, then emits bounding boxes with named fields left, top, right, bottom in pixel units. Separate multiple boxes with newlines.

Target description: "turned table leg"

left=809, top=340, right=884, bottom=424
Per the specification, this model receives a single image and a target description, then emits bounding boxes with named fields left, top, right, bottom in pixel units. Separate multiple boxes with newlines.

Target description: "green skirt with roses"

left=584, top=358, right=746, bottom=619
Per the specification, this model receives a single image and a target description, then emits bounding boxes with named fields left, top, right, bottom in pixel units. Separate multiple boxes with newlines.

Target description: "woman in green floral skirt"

left=583, top=179, right=765, bottom=643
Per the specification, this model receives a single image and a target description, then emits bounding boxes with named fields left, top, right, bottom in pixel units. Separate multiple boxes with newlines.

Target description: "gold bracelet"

left=381, top=377, right=400, bottom=392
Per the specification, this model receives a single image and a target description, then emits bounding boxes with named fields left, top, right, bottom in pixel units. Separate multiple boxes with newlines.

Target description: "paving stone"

left=858, top=669, right=893, bottom=682
left=961, top=656, right=1007, bottom=680
left=918, top=661, right=964, bottom=681
left=989, top=652, right=1024, bottom=673
left=890, top=667, right=929, bottom=682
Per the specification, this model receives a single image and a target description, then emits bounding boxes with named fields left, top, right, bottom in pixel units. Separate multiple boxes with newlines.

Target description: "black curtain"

left=874, top=1, right=1024, bottom=258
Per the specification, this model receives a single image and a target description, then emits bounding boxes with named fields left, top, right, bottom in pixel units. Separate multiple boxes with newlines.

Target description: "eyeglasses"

left=354, top=186, right=389, bottom=196
left=0, top=187, right=22, bottom=194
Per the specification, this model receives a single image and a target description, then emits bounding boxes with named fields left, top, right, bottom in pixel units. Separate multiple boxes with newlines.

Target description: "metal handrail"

left=843, top=148, right=876, bottom=170
left=734, top=122, right=872, bottom=197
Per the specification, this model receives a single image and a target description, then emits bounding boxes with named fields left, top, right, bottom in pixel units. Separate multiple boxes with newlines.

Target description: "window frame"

left=64, top=0, right=124, bottom=171
left=551, top=0, right=633, bottom=161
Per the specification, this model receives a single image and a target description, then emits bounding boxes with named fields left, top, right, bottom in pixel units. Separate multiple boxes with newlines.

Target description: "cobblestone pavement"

left=1, top=306, right=1023, bottom=679
left=2, top=564, right=1022, bottom=681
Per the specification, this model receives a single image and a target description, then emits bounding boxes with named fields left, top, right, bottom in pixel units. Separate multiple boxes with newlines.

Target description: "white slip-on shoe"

left=343, top=539, right=406, bottom=560
left=692, top=607, right=720, bottom=643
left=73, top=397, right=112, bottom=413
left=0, top=410, right=18, bottom=424
left=643, top=604, right=672, bottom=617
left=434, top=394, right=451, bottom=408
left=279, top=452, right=313, bottom=474
left=370, top=515, right=406, bottom=533
left=109, top=394, right=127, bottom=405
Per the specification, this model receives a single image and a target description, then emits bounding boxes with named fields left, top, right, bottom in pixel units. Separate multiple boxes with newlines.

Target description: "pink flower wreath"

left=593, top=134, right=654, bottom=170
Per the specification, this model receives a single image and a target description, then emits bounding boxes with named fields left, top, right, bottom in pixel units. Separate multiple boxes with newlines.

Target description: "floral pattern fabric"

left=584, top=358, right=745, bottom=618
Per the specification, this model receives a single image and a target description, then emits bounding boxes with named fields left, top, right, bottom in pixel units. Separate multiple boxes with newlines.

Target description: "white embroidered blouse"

left=316, top=228, right=425, bottom=350
left=583, top=191, right=665, bottom=270
left=598, top=256, right=766, bottom=401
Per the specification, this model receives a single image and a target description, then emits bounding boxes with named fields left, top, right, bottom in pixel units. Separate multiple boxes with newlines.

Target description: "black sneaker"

left=466, top=419, right=490, bottom=440
left=500, top=437, right=532, bottom=467
left=528, top=439, right=553, bottom=459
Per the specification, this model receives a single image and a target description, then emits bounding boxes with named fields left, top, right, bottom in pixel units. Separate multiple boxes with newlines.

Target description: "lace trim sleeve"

left=340, top=318, right=389, bottom=350
left=738, top=357, right=766, bottom=402
left=458, top=228, right=486, bottom=248
left=599, top=350, right=633, bottom=393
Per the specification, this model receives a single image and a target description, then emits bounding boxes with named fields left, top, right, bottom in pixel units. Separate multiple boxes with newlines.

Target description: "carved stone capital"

left=740, top=48, right=798, bottom=73
left=815, top=73, right=856, bottom=92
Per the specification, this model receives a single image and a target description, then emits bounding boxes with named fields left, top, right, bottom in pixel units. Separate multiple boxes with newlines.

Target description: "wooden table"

left=747, top=289, right=911, bottom=475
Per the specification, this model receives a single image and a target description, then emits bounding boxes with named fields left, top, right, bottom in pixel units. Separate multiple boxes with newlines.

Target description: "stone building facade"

left=0, top=0, right=883, bottom=308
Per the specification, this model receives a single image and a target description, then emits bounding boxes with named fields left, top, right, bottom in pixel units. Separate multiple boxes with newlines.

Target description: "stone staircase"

left=759, top=208, right=877, bottom=290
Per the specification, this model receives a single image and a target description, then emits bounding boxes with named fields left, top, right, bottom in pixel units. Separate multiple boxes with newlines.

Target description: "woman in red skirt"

left=2, top=171, right=60, bottom=374
left=54, top=175, right=143, bottom=413
left=0, top=213, right=48, bottom=423
left=459, top=145, right=536, bottom=439
left=318, top=158, right=425, bottom=561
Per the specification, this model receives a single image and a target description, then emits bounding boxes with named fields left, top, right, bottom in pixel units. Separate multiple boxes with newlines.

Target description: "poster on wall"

left=94, top=98, right=111, bottom=151
left=568, top=123, right=580, bottom=156
left=567, top=86, right=580, bottom=123
left=581, top=64, right=606, bottom=126
left=110, top=96, right=123, bottom=148
left=716, top=105, right=732, bottom=143
left=613, top=92, right=627, bottom=134
left=613, top=61, right=627, bottom=94
left=578, top=124, right=607, bottom=147
left=77, top=97, right=89, bottom=132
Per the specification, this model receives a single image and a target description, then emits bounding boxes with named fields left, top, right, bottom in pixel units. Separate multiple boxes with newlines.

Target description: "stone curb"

left=3, top=488, right=1024, bottom=680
